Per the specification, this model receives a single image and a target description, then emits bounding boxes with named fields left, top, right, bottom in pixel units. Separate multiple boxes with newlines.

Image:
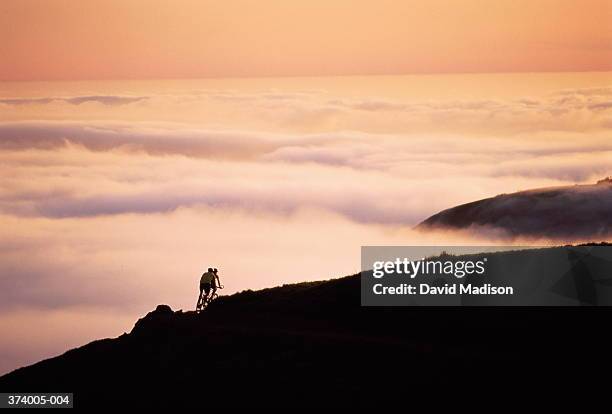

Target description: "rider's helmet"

left=208, top=267, right=214, bottom=272
left=213, top=268, right=218, bottom=273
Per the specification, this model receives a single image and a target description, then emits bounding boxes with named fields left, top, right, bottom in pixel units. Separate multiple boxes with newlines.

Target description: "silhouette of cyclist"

left=196, top=267, right=223, bottom=311
left=197, top=267, right=215, bottom=310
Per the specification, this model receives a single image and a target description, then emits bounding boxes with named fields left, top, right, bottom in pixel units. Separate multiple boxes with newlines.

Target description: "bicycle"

left=196, top=284, right=224, bottom=312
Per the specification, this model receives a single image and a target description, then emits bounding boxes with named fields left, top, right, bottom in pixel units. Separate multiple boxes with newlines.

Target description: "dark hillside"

left=418, top=178, right=612, bottom=238
left=2, top=252, right=612, bottom=406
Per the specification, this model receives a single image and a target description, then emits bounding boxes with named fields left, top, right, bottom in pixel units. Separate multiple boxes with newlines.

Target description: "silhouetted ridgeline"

left=417, top=178, right=612, bottom=238
left=2, top=246, right=612, bottom=406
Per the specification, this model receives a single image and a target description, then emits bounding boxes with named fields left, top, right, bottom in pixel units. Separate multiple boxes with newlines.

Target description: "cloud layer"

left=0, top=95, right=148, bottom=106
left=1, top=121, right=610, bottom=224
left=2, top=84, right=612, bottom=134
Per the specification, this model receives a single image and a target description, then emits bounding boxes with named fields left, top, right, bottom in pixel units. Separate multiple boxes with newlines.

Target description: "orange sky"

left=1, top=0, right=611, bottom=81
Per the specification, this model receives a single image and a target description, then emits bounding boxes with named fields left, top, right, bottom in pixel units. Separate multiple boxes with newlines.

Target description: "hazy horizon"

left=2, top=1, right=611, bottom=81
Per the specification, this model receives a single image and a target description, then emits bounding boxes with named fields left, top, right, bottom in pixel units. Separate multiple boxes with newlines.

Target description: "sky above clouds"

left=1, top=0, right=611, bottom=80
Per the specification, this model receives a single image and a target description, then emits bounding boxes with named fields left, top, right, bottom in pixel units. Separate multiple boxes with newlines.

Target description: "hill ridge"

left=417, top=178, right=612, bottom=238
left=2, top=247, right=612, bottom=406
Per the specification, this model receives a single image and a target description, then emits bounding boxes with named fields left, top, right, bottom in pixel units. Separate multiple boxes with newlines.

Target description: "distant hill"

left=2, top=245, right=612, bottom=406
left=417, top=178, right=612, bottom=239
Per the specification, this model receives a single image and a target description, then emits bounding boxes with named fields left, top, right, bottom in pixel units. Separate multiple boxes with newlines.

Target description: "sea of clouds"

left=0, top=80, right=610, bottom=374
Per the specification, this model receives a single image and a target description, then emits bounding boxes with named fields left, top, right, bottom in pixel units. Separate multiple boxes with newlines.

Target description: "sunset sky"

left=1, top=0, right=611, bottom=80
left=1, top=0, right=611, bottom=376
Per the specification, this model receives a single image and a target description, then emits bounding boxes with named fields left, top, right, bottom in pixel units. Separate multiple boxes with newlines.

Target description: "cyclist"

left=197, top=267, right=216, bottom=310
